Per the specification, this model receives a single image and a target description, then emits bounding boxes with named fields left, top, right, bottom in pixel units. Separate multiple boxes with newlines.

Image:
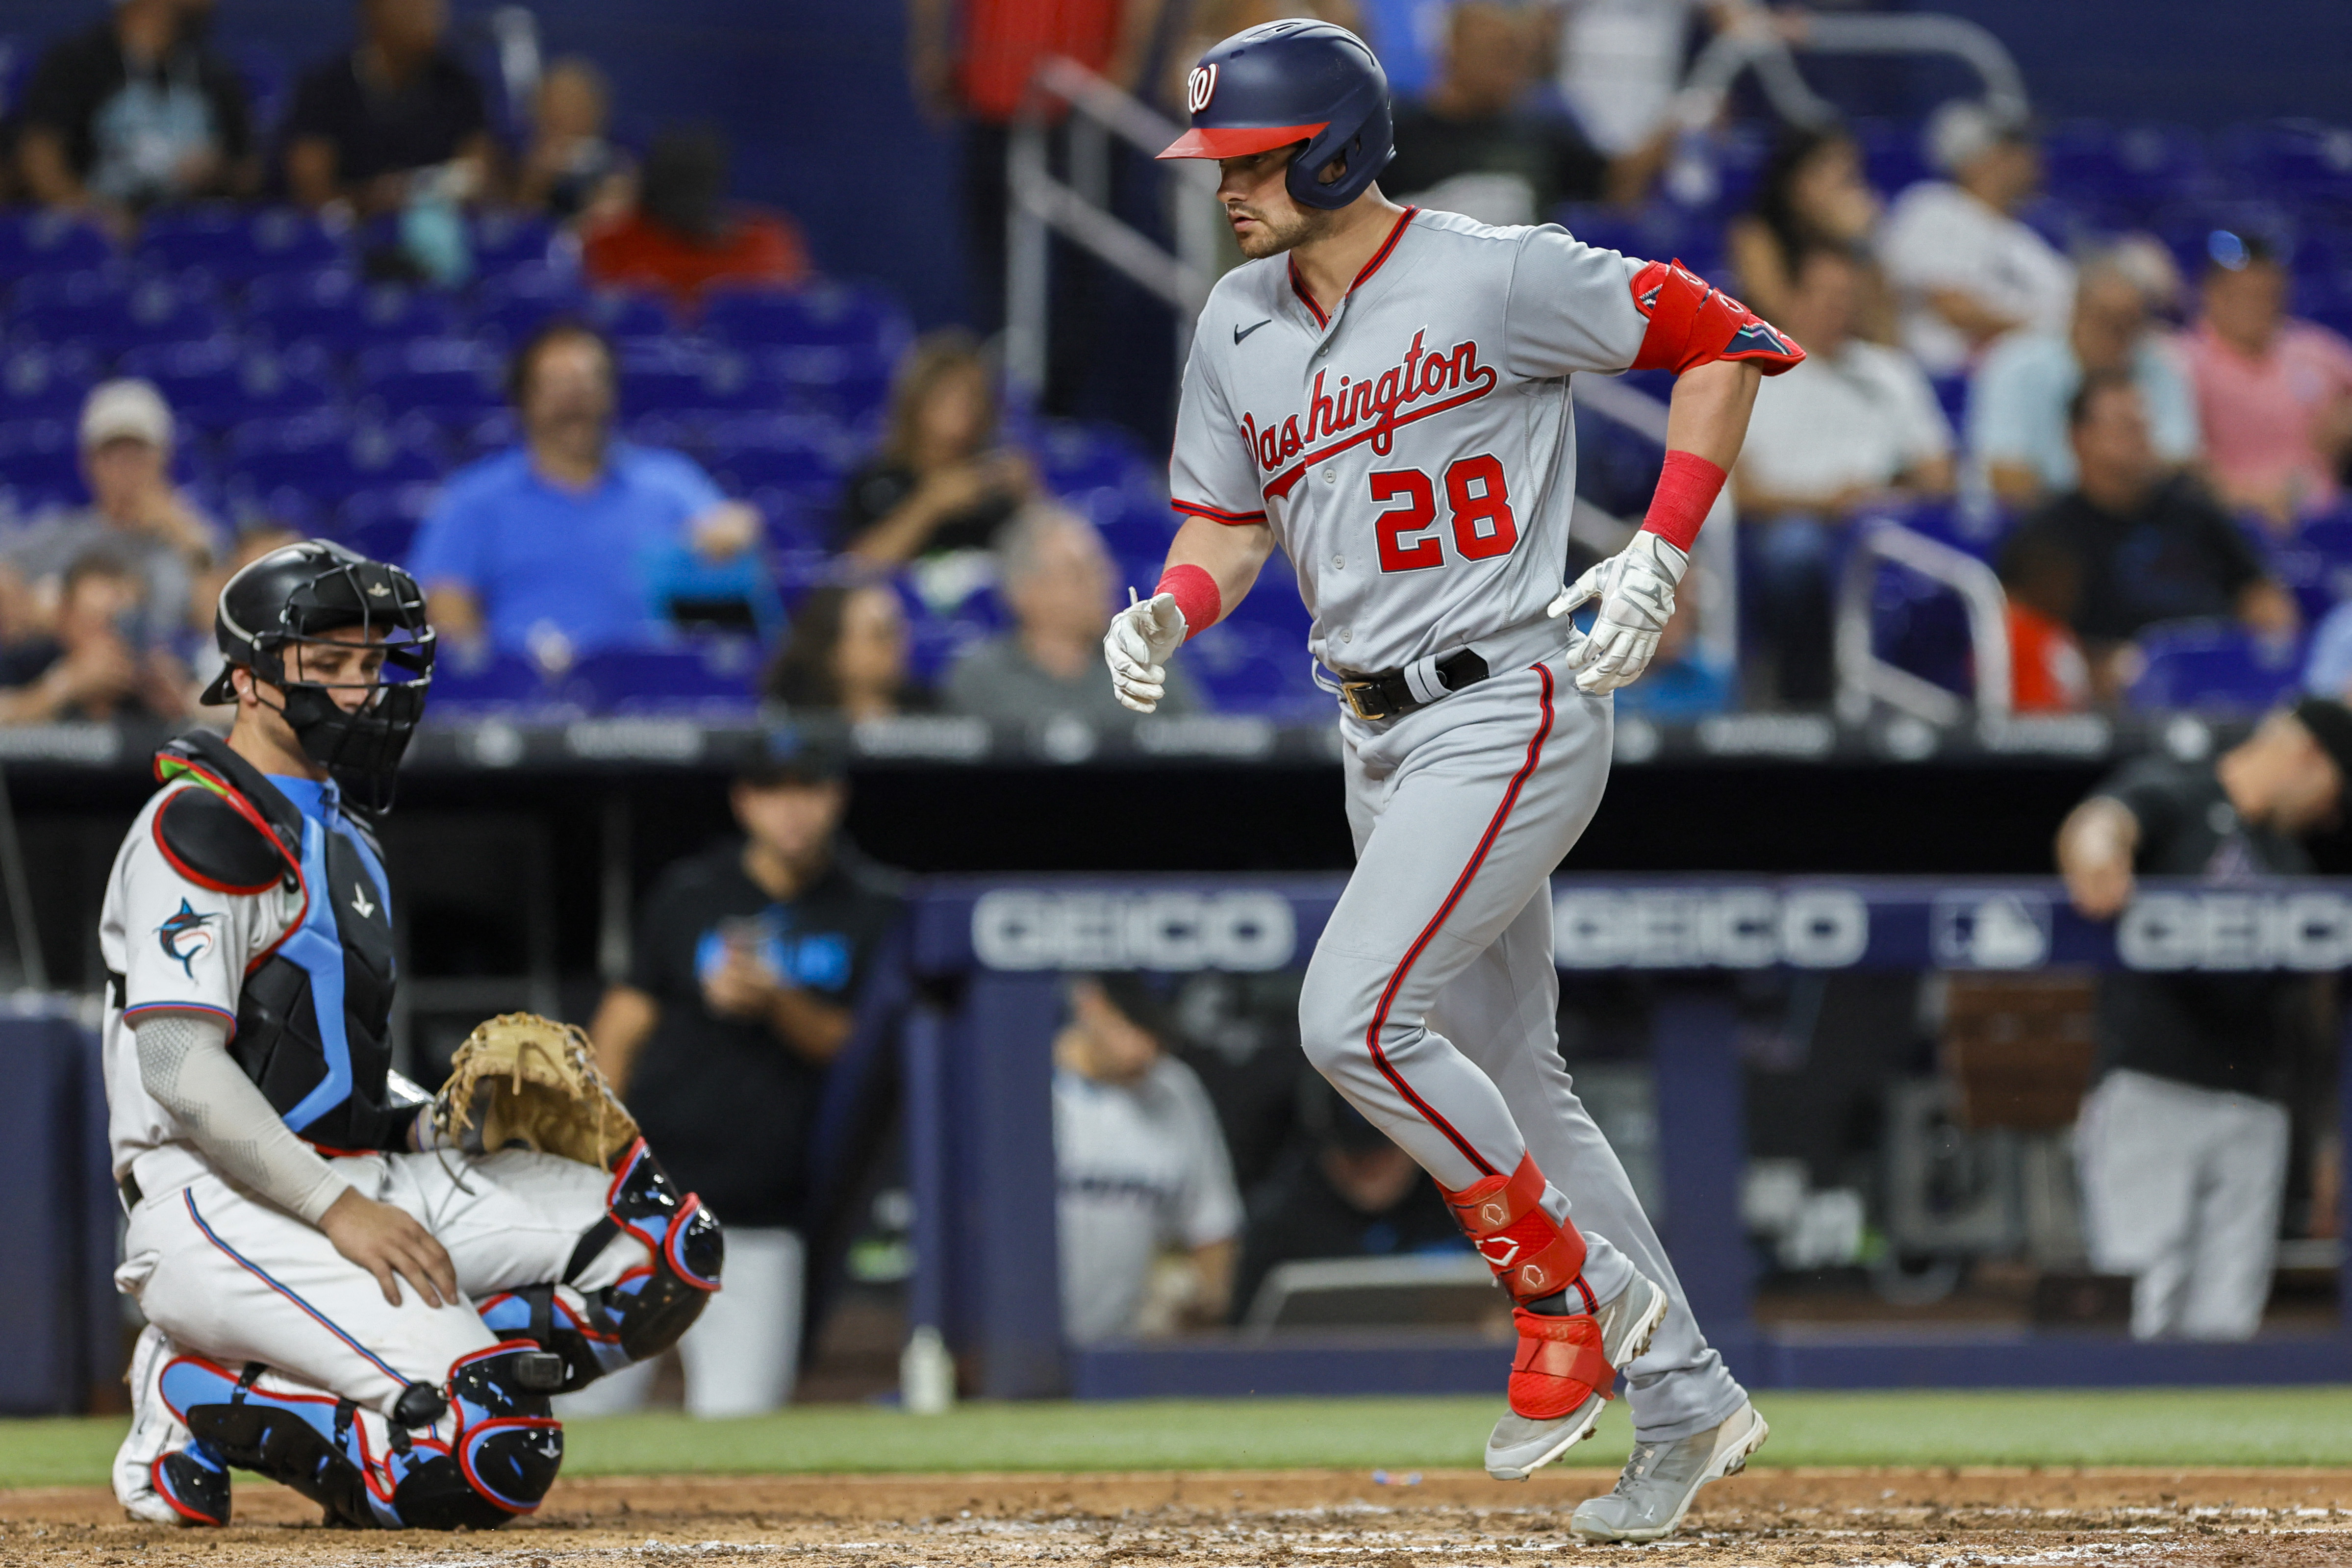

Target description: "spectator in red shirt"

left=583, top=126, right=811, bottom=309
left=2179, top=234, right=2352, bottom=532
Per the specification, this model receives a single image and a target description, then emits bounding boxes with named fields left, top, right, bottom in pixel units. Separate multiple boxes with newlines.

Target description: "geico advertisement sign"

left=2119, top=891, right=2352, bottom=971
left=972, top=889, right=1298, bottom=970
left=1552, top=887, right=1870, bottom=969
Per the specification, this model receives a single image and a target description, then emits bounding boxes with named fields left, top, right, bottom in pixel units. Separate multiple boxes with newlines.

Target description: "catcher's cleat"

left=150, top=1446, right=231, bottom=1526
left=1483, top=1270, right=1669, bottom=1481
left=1568, top=1399, right=1770, bottom=1542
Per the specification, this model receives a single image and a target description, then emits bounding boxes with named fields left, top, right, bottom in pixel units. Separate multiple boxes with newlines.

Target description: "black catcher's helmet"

left=201, top=540, right=435, bottom=812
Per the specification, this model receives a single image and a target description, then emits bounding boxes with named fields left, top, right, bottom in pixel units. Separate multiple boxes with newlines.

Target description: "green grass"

left=9, top=1388, right=2352, bottom=1488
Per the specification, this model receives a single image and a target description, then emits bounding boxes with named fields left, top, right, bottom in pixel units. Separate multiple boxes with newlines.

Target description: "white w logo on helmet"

left=1187, top=63, right=1218, bottom=115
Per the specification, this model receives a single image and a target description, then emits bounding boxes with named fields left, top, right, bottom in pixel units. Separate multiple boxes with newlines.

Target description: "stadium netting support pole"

left=1650, top=982, right=1760, bottom=1377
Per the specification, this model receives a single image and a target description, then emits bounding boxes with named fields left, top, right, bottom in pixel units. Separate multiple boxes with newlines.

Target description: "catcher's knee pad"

left=160, top=1347, right=561, bottom=1531
left=480, top=1138, right=722, bottom=1391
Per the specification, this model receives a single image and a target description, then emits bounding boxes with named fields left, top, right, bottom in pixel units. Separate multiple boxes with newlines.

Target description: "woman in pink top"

left=2182, top=235, right=2352, bottom=532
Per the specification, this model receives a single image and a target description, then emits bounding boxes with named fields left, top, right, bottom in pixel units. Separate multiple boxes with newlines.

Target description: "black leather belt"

left=1338, top=649, right=1490, bottom=722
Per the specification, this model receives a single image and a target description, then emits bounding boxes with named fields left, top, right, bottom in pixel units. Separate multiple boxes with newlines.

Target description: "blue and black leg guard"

left=480, top=1138, right=723, bottom=1393
left=160, top=1346, right=562, bottom=1531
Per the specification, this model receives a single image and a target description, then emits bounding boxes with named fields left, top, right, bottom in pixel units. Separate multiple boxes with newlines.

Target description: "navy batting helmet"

left=1157, top=20, right=1393, bottom=211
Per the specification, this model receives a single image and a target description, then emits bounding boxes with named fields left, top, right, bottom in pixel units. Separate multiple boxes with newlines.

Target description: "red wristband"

left=1155, top=563, right=1221, bottom=641
left=1639, top=450, right=1727, bottom=553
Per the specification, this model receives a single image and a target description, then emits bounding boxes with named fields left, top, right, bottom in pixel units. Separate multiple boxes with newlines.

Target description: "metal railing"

left=1679, top=10, right=2030, bottom=132
left=1833, top=520, right=2013, bottom=725
left=1006, top=57, right=1220, bottom=401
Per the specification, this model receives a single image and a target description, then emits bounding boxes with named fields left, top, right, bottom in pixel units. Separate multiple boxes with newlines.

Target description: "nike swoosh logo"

left=1234, top=318, right=1272, bottom=344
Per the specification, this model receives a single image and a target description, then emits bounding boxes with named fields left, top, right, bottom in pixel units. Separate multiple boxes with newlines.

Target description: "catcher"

left=102, top=540, right=722, bottom=1529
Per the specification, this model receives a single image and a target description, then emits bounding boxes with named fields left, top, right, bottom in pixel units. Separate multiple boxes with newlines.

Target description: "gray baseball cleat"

left=1483, top=1270, right=1669, bottom=1481
left=1569, top=1399, right=1770, bottom=1542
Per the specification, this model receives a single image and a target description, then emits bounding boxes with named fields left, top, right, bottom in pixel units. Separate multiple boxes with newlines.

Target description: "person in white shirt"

left=1052, top=974, right=1242, bottom=1345
left=1969, top=253, right=2201, bottom=510
left=1878, top=101, right=2075, bottom=376
left=1736, top=244, right=1955, bottom=702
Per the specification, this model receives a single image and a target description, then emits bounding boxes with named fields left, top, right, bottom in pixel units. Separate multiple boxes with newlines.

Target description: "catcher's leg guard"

left=161, top=1345, right=562, bottom=1530
left=480, top=1138, right=722, bottom=1392
left=1441, top=1154, right=1617, bottom=1421
left=151, top=1445, right=232, bottom=1526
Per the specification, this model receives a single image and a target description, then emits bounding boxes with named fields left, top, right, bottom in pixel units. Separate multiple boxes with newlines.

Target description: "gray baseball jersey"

left=1170, top=205, right=1650, bottom=676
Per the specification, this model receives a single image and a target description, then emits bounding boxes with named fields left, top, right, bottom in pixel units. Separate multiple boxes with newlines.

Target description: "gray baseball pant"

left=1297, top=638, right=1749, bottom=1442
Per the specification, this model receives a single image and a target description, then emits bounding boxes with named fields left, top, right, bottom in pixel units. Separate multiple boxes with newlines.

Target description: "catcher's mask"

left=201, top=539, right=435, bottom=813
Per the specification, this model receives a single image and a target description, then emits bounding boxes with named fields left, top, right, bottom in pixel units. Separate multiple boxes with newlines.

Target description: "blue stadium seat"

left=137, top=208, right=346, bottom=284
left=704, top=413, right=854, bottom=494
left=469, top=212, right=557, bottom=278
left=247, top=269, right=463, bottom=354
left=0, top=420, right=83, bottom=506
left=473, top=264, right=590, bottom=344
left=616, top=341, right=725, bottom=417
left=2268, top=510, right=2352, bottom=623
left=11, top=274, right=225, bottom=360
left=1037, top=420, right=1152, bottom=494
left=427, top=648, right=548, bottom=710
left=760, top=345, right=893, bottom=420
left=0, top=345, right=97, bottom=424
left=2126, top=622, right=2307, bottom=713
left=0, top=212, right=113, bottom=278
left=355, top=339, right=505, bottom=428
left=116, top=341, right=338, bottom=434
left=340, top=484, right=440, bottom=563
left=563, top=643, right=763, bottom=712
left=584, top=290, right=679, bottom=347
left=229, top=424, right=442, bottom=506
left=1184, top=620, right=1324, bottom=718
left=701, top=284, right=911, bottom=354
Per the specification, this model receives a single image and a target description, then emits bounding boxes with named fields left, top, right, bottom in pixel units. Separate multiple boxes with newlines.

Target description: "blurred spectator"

left=2304, top=602, right=2352, bottom=702
left=582, top=126, right=811, bottom=308
left=1726, top=125, right=1891, bottom=344
left=586, top=722, right=904, bottom=1414
left=2180, top=234, right=2352, bottom=532
left=1879, top=101, right=2074, bottom=376
left=408, top=321, right=763, bottom=666
left=0, top=550, right=189, bottom=725
left=1734, top=245, right=1955, bottom=704
left=0, top=380, right=214, bottom=653
left=1231, top=1078, right=1462, bottom=1324
left=838, top=330, right=1034, bottom=565
left=515, top=56, right=632, bottom=225
left=2000, top=529, right=2093, bottom=713
left=1998, top=373, right=2297, bottom=703
left=15, top=0, right=257, bottom=232
left=283, top=0, right=496, bottom=218
left=2057, top=699, right=2352, bottom=1339
left=1970, top=253, right=2201, bottom=511
left=1054, top=974, right=1240, bottom=1344
left=1548, top=0, right=1757, bottom=159
left=762, top=582, right=931, bottom=718
left=944, top=503, right=1199, bottom=726
left=1383, top=3, right=1657, bottom=226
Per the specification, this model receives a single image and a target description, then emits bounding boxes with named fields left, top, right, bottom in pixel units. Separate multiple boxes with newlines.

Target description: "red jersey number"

left=1371, top=456, right=1518, bottom=574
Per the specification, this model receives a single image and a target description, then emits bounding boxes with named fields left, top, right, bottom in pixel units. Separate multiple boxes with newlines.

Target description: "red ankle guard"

left=1441, top=1153, right=1588, bottom=1304
left=1508, top=1306, right=1617, bottom=1419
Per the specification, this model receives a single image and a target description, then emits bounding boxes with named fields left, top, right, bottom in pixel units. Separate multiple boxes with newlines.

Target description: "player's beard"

left=1228, top=198, right=1338, bottom=260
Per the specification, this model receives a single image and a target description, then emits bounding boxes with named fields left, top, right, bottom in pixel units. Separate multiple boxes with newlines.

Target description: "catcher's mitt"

left=433, top=1012, right=639, bottom=1169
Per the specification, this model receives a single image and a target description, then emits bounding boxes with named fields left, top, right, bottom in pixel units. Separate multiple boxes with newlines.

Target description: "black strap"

left=563, top=1217, right=620, bottom=1284
left=107, top=969, right=126, bottom=1010
left=233, top=1364, right=263, bottom=1403
left=1341, top=648, right=1490, bottom=721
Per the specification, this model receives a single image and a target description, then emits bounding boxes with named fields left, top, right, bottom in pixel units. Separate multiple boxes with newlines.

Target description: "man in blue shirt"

left=408, top=322, right=761, bottom=665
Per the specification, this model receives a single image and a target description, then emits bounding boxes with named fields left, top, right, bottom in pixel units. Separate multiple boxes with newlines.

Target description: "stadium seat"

left=584, top=290, right=679, bottom=347
left=473, top=264, right=590, bottom=344
left=248, top=269, right=463, bottom=354
left=427, top=648, right=548, bottom=710
left=469, top=212, right=557, bottom=278
left=340, top=484, right=440, bottom=562
left=563, top=643, right=764, bottom=712
left=229, top=423, right=442, bottom=506
left=355, top=339, right=506, bottom=428
left=0, top=345, right=97, bottom=424
left=704, top=413, right=855, bottom=495
left=2125, top=622, right=2307, bottom=713
left=1185, top=620, right=1325, bottom=718
left=1037, top=420, right=1152, bottom=494
left=0, top=212, right=113, bottom=279
left=137, top=207, right=347, bottom=284
left=761, top=345, right=893, bottom=420
left=10, top=274, right=225, bottom=360
left=116, top=341, right=338, bottom=433
left=616, top=341, right=725, bottom=417
left=0, top=420, right=82, bottom=504
left=701, top=284, right=912, bottom=354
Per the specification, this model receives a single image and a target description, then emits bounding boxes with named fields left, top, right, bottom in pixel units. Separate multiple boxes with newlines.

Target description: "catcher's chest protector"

left=153, top=733, right=404, bottom=1151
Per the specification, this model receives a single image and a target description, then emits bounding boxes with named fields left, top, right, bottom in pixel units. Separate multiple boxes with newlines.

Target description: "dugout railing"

left=902, top=873, right=2352, bottom=1399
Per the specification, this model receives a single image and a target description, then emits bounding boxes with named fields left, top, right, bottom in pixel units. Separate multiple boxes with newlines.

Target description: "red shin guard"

left=1507, top=1307, right=1617, bottom=1420
left=1441, top=1153, right=1588, bottom=1303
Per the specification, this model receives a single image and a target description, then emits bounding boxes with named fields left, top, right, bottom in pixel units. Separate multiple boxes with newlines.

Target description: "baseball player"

left=1110, top=22, right=1802, bottom=1543
left=103, top=540, right=723, bottom=1529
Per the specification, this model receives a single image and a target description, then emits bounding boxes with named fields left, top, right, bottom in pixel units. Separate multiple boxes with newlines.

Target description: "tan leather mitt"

left=433, top=1012, right=639, bottom=1169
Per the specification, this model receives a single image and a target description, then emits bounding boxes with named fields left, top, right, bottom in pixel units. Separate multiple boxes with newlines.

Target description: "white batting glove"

left=1547, top=531, right=1688, bottom=695
left=1104, top=592, right=1189, bottom=713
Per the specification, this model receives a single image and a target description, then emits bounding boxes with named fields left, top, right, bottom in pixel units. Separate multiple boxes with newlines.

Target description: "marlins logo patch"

left=157, top=899, right=220, bottom=980
left=1186, top=63, right=1218, bottom=115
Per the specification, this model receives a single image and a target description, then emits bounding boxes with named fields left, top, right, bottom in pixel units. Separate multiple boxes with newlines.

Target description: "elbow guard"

left=1629, top=259, right=1806, bottom=377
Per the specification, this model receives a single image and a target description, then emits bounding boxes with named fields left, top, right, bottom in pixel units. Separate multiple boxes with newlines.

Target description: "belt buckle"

left=1340, top=681, right=1387, bottom=722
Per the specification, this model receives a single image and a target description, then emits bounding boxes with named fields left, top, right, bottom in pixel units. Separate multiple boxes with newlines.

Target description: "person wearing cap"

left=1877, top=100, right=2074, bottom=376
left=0, top=380, right=215, bottom=660
left=2056, top=697, right=2352, bottom=1340
left=582, top=722, right=903, bottom=1416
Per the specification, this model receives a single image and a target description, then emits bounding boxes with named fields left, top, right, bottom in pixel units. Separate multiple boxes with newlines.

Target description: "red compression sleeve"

left=1640, top=450, right=1727, bottom=553
left=1156, top=563, right=1221, bottom=642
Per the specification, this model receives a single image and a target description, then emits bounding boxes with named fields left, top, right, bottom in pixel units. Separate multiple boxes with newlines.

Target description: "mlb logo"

left=1931, top=892, right=2051, bottom=969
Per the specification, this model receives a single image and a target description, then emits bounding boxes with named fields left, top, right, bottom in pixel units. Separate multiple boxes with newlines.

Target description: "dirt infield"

left=5, top=1469, right=2352, bottom=1566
